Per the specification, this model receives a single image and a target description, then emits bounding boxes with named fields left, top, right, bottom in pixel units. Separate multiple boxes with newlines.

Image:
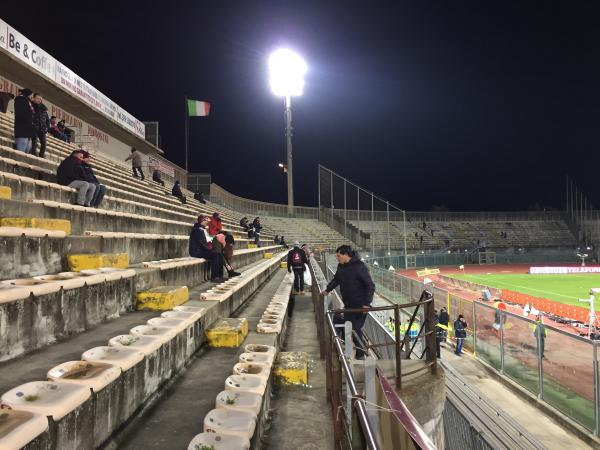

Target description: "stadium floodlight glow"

left=269, top=49, right=307, bottom=97
left=269, top=48, right=307, bottom=215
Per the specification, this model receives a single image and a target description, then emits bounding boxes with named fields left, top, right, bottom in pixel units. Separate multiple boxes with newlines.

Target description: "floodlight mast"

left=269, top=49, right=307, bottom=215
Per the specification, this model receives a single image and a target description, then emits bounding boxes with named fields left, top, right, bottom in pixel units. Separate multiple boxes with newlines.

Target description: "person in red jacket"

left=208, top=212, right=222, bottom=236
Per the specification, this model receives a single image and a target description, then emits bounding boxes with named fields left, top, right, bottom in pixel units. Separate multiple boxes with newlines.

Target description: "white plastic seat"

left=81, top=346, right=145, bottom=372
left=0, top=409, right=48, bottom=450
left=161, top=310, right=197, bottom=327
left=173, top=305, right=206, bottom=321
left=187, top=432, right=250, bottom=450
left=0, top=279, right=61, bottom=296
left=108, top=334, right=163, bottom=356
left=130, top=325, right=175, bottom=344
left=232, top=363, right=270, bottom=379
left=1, top=381, right=91, bottom=421
left=147, top=317, right=188, bottom=333
left=224, top=375, right=266, bottom=396
left=32, top=274, right=87, bottom=290
left=244, top=344, right=276, bottom=356
left=203, top=408, right=257, bottom=439
left=238, top=352, right=274, bottom=366
left=215, top=390, right=263, bottom=416
left=47, top=361, right=121, bottom=392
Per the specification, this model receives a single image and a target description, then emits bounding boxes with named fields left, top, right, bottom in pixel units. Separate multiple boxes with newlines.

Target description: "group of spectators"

left=13, top=88, right=72, bottom=158
left=189, top=212, right=240, bottom=282
left=239, top=216, right=262, bottom=247
left=56, top=149, right=106, bottom=207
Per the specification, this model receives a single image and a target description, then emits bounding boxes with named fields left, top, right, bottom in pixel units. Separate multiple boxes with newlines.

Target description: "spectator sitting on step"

left=81, top=151, right=106, bottom=208
left=239, top=216, right=249, bottom=232
left=31, top=93, right=49, bottom=158
left=194, top=190, right=206, bottom=204
left=274, top=235, right=280, bottom=244
left=13, top=88, right=35, bottom=153
left=152, top=168, right=165, bottom=186
left=125, top=147, right=144, bottom=180
left=208, top=212, right=222, bottom=236
left=189, top=215, right=225, bottom=282
left=56, top=150, right=97, bottom=207
left=48, top=116, right=67, bottom=141
left=280, top=236, right=289, bottom=249
left=251, top=217, right=262, bottom=247
left=57, top=119, right=73, bottom=143
left=171, top=180, right=186, bottom=204
left=213, top=232, right=241, bottom=278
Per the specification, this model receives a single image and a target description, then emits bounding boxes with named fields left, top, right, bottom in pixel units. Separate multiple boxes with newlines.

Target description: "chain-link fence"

left=318, top=164, right=407, bottom=259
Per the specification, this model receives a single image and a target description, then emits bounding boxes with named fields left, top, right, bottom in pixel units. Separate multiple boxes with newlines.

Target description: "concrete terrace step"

left=0, top=249, right=284, bottom=362
left=115, top=268, right=291, bottom=450
left=0, top=256, right=284, bottom=449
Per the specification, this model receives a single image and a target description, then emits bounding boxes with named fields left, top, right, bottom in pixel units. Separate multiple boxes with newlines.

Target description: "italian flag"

left=187, top=99, right=210, bottom=117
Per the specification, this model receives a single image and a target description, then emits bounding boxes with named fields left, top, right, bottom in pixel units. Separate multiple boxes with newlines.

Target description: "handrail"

left=326, top=312, right=380, bottom=450
left=309, top=256, right=438, bottom=449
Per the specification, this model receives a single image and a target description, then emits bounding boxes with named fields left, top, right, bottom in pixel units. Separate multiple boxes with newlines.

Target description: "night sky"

left=3, top=2, right=600, bottom=211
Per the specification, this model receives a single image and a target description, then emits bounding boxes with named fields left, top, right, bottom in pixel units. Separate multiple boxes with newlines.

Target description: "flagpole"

left=184, top=94, right=189, bottom=173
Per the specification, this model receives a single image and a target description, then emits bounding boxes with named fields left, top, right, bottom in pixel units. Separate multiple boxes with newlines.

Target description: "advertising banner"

left=3, top=20, right=57, bottom=80
left=0, top=19, right=145, bottom=140
left=0, top=19, right=7, bottom=49
left=530, top=266, right=600, bottom=274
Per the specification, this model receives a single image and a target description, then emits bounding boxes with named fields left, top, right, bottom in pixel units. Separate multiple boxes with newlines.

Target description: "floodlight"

left=278, top=163, right=284, bottom=168
left=269, top=49, right=307, bottom=97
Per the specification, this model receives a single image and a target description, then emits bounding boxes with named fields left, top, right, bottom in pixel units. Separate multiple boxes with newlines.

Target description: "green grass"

left=449, top=273, right=600, bottom=306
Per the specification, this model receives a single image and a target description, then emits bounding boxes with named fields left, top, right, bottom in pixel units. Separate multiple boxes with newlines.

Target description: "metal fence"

left=318, top=164, right=408, bottom=257
left=209, top=183, right=319, bottom=218
left=371, top=267, right=600, bottom=437
left=308, top=256, right=437, bottom=449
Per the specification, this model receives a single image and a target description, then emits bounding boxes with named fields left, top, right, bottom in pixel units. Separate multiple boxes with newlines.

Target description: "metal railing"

left=380, top=268, right=600, bottom=437
left=309, top=256, right=438, bottom=449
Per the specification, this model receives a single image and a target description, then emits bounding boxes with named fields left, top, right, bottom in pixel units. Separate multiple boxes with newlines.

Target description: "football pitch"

left=448, top=273, right=600, bottom=306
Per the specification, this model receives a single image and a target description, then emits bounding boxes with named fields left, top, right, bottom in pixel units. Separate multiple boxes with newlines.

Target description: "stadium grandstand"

left=0, top=16, right=599, bottom=450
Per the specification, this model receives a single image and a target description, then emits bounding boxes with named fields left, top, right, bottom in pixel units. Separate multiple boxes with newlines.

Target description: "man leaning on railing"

left=320, top=245, right=375, bottom=359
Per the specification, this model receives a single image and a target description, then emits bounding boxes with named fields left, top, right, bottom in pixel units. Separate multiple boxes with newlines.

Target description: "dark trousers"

left=292, top=267, right=304, bottom=292
left=90, top=183, right=106, bottom=207
left=435, top=337, right=441, bottom=358
left=456, top=337, right=464, bottom=354
left=133, top=166, right=144, bottom=179
left=196, top=250, right=224, bottom=280
left=31, top=131, right=47, bottom=158
left=334, top=312, right=368, bottom=359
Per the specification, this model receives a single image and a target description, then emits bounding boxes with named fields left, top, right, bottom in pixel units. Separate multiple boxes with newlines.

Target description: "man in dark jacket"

left=189, top=215, right=225, bottom=282
left=320, top=245, right=375, bottom=359
left=287, top=241, right=308, bottom=294
left=453, top=315, right=467, bottom=355
left=31, top=93, right=49, bottom=158
left=56, top=150, right=96, bottom=206
left=81, top=151, right=106, bottom=207
left=172, top=180, right=186, bottom=204
left=194, top=190, right=206, bottom=204
left=251, top=217, right=262, bottom=247
left=14, top=88, right=35, bottom=153
left=438, top=307, right=450, bottom=343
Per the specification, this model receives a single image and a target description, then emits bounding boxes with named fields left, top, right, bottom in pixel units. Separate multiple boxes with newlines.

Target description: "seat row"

left=189, top=272, right=294, bottom=449
left=0, top=254, right=287, bottom=449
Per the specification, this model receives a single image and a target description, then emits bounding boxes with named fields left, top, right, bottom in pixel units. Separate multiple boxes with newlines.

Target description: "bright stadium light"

left=269, top=49, right=307, bottom=97
left=269, top=49, right=307, bottom=215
